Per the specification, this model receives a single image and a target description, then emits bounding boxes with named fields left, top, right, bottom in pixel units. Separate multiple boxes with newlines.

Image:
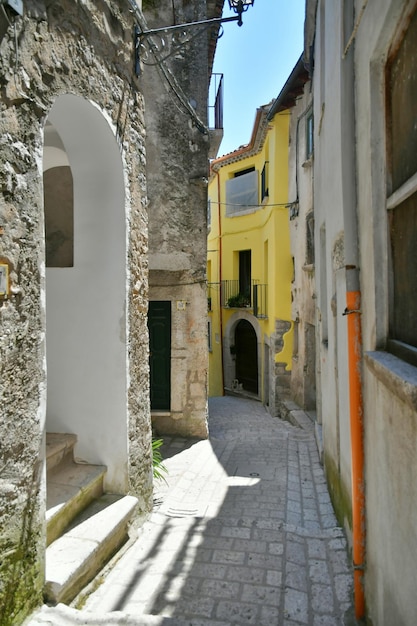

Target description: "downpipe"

left=343, top=266, right=365, bottom=619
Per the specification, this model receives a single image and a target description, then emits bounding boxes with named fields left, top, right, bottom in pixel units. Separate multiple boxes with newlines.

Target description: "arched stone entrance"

left=223, top=312, right=261, bottom=398
left=235, top=319, right=258, bottom=394
left=43, top=95, right=128, bottom=492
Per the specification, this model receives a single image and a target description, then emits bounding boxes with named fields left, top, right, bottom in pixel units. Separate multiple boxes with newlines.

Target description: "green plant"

left=227, top=293, right=251, bottom=308
left=152, top=438, right=168, bottom=483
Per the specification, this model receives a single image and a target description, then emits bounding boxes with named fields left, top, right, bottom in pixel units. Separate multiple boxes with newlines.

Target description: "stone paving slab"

left=27, top=396, right=356, bottom=626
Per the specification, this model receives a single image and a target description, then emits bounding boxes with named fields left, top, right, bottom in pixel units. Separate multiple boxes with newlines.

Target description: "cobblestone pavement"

left=29, top=396, right=356, bottom=626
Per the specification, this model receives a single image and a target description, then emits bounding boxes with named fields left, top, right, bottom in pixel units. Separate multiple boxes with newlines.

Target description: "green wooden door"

left=148, top=301, right=171, bottom=410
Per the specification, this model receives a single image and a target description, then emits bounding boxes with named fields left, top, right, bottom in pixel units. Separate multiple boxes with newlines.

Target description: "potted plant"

left=226, top=293, right=251, bottom=308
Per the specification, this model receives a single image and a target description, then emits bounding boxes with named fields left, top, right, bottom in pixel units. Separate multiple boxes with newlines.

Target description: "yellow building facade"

left=208, top=102, right=294, bottom=416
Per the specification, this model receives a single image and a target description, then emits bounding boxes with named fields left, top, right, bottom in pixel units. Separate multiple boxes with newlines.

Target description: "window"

left=386, top=8, right=417, bottom=365
left=207, top=198, right=211, bottom=230
left=261, top=161, right=269, bottom=200
left=225, top=167, right=258, bottom=216
left=208, top=319, right=212, bottom=352
left=306, top=212, right=315, bottom=265
left=306, top=111, right=314, bottom=160
left=43, top=122, right=74, bottom=268
left=319, top=224, right=328, bottom=345
left=44, top=167, right=74, bottom=267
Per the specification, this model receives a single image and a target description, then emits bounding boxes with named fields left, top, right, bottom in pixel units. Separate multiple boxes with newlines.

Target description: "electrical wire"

left=126, top=0, right=210, bottom=134
left=209, top=200, right=298, bottom=208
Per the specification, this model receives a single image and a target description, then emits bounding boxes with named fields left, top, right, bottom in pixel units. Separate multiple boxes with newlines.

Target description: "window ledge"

left=365, top=351, right=417, bottom=411
left=302, top=156, right=313, bottom=169
left=227, top=206, right=261, bottom=218
left=302, top=263, right=315, bottom=273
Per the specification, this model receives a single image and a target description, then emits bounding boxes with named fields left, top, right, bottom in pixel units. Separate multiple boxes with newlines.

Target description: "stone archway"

left=223, top=311, right=262, bottom=398
left=43, top=95, right=128, bottom=492
left=235, top=319, right=258, bottom=394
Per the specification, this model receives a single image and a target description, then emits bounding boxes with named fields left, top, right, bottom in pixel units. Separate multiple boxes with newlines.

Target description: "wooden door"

left=148, top=301, right=171, bottom=410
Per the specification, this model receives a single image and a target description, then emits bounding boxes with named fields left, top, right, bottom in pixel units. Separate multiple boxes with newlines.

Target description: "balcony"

left=208, top=73, right=224, bottom=159
left=220, top=280, right=268, bottom=318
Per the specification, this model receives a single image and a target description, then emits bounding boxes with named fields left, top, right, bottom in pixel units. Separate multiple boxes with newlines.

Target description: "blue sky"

left=211, top=0, right=306, bottom=156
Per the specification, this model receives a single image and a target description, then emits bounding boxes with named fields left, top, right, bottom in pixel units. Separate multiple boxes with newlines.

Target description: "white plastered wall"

left=44, top=94, right=128, bottom=492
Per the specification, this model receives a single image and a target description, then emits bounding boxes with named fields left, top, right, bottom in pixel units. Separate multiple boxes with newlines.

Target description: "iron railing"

left=218, top=280, right=268, bottom=318
left=208, top=73, right=224, bottom=130
left=253, top=283, right=268, bottom=318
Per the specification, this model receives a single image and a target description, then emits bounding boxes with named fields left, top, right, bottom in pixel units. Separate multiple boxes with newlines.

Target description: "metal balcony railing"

left=208, top=73, right=224, bottom=130
left=219, top=280, right=268, bottom=318
left=253, top=283, right=268, bottom=318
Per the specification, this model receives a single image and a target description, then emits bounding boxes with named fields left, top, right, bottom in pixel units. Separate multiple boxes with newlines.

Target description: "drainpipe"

left=341, top=5, right=366, bottom=618
left=215, top=168, right=225, bottom=394
left=344, top=268, right=365, bottom=619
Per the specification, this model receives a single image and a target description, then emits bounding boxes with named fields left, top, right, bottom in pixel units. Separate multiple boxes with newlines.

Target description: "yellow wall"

left=208, top=111, right=293, bottom=398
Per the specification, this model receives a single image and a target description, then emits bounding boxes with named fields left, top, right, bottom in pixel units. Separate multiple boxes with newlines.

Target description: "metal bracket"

left=135, top=15, right=239, bottom=76
left=342, top=308, right=361, bottom=316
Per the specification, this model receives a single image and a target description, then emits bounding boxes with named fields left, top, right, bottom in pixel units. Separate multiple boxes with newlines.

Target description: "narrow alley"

left=29, top=396, right=355, bottom=626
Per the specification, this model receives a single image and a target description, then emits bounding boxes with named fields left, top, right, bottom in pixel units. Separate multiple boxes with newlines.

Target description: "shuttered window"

left=386, top=8, right=417, bottom=365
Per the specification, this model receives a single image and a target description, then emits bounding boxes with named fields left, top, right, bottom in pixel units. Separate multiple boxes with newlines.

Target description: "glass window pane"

left=389, top=9, right=417, bottom=191
left=390, top=192, right=417, bottom=348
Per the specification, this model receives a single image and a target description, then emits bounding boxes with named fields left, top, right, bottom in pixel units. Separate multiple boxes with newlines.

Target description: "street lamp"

left=228, top=0, right=255, bottom=27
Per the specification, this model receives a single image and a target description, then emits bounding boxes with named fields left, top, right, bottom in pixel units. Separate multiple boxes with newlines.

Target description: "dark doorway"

left=304, top=323, right=316, bottom=410
left=148, top=301, right=171, bottom=410
left=235, top=319, right=258, bottom=394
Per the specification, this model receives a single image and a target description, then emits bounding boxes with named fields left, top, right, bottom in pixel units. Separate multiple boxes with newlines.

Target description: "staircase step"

left=47, top=462, right=106, bottom=546
left=27, top=602, right=229, bottom=625
left=44, top=494, right=138, bottom=606
left=46, top=433, right=77, bottom=472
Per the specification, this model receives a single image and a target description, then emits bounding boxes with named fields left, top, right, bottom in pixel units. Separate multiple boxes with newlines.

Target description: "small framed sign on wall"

left=0, top=263, right=9, bottom=297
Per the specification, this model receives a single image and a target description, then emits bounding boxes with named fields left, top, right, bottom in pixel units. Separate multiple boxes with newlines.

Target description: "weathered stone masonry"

left=0, top=2, right=151, bottom=624
left=142, top=0, right=211, bottom=439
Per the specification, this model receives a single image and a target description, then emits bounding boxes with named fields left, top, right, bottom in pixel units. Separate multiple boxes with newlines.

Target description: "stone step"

left=47, top=461, right=106, bottom=546
left=46, top=433, right=77, bottom=472
left=44, top=494, right=138, bottom=606
left=26, top=603, right=229, bottom=625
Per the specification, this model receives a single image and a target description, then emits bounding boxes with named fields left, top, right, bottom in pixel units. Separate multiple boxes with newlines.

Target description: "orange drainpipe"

left=345, top=266, right=365, bottom=619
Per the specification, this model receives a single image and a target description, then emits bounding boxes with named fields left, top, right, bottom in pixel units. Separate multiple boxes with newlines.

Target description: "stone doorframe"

left=223, top=311, right=262, bottom=397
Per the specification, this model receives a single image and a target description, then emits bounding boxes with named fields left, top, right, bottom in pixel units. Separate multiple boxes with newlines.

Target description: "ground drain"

left=164, top=507, right=200, bottom=518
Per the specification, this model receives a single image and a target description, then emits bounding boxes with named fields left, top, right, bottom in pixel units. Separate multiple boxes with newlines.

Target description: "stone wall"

left=271, top=319, right=292, bottom=418
left=142, top=0, right=210, bottom=438
left=0, top=2, right=151, bottom=623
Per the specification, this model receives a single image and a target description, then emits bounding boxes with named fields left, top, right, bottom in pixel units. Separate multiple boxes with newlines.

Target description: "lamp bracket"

left=135, top=15, right=238, bottom=76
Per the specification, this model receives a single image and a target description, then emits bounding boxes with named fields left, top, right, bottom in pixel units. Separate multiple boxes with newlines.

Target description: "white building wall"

left=288, top=77, right=316, bottom=413
left=308, top=0, right=417, bottom=621
left=45, top=95, right=128, bottom=492
left=354, top=1, right=417, bottom=623
left=312, top=1, right=353, bottom=528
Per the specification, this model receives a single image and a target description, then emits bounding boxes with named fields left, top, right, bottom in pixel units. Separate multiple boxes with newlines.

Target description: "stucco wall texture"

left=0, top=2, right=151, bottom=623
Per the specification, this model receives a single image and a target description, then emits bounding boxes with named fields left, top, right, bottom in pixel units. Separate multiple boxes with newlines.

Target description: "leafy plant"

left=227, top=293, right=251, bottom=308
left=152, top=437, right=168, bottom=483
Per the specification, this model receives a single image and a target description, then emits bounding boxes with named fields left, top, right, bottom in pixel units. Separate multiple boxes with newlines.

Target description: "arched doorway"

left=235, top=319, right=258, bottom=394
left=43, top=95, right=128, bottom=492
